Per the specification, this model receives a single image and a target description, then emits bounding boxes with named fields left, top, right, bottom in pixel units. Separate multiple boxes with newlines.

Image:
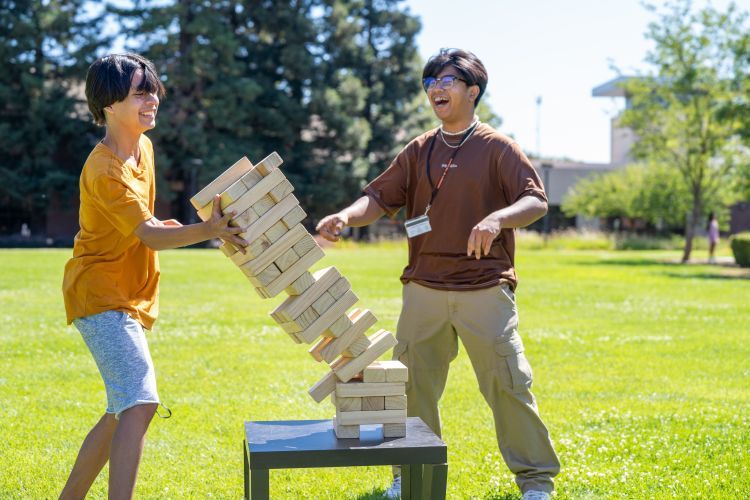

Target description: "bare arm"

left=316, top=195, right=386, bottom=242
left=467, top=195, right=548, bottom=259
left=133, top=195, right=249, bottom=251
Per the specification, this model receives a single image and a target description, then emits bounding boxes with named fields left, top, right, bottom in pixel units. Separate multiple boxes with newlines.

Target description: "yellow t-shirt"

left=63, top=135, right=160, bottom=329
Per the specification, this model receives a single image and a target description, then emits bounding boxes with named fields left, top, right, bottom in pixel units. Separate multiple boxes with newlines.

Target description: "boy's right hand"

left=316, top=212, right=348, bottom=242
left=208, top=195, right=249, bottom=251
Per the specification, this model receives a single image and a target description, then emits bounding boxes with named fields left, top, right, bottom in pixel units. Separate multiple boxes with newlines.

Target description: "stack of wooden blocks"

left=189, top=152, right=407, bottom=438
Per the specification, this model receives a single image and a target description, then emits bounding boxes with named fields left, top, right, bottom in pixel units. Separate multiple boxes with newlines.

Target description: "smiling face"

left=105, top=69, right=159, bottom=134
left=427, top=66, right=478, bottom=128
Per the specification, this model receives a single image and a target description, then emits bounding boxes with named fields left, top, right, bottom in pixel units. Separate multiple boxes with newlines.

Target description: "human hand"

left=467, top=215, right=501, bottom=259
left=207, top=195, right=249, bottom=252
left=316, top=212, right=348, bottom=242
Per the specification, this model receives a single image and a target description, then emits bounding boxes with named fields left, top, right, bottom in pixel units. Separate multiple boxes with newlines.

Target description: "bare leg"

left=108, top=403, right=158, bottom=500
left=709, top=242, right=716, bottom=262
left=59, top=413, right=118, bottom=500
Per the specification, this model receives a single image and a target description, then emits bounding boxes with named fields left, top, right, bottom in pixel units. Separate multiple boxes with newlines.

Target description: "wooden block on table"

left=383, top=422, right=407, bottom=438
left=325, top=313, right=354, bottom=337
left=285, top=271, right=315, bottom=296
left=240, top=193, right=299, bottom=244
left=331, top=394, right=362, bottom=412
left=237, top=224, right=306, bottom=273
left=311, top=291, right=336, bottom=315
left=385, top=395, right=407, bottom=410
left=333, top=329, right=397, bottom=383
left=335, top=409, right=406, bottom=426
left=363, top=361, right=387, bottom=383
left=190, top=156, right=254, bottom=210
left=333, top=416, right=360, bottom=439
left=336, top=381, right=406, bottom=398
left=268, top=178, right=294, bottom=202
left=308, top=370, right=337, bottom=403
left=362, top=396, right=385, bottom=411
left=342, top=335, right=371, bottom=357
left=296, top=290, right=359, bottom=344
left=381, top=360, right=409, bottom=382
left=275, top=247, right=300, bottom=273
left=292, top=234, right=318, bottom=257
left=262, top=245, right=325, bottom=298
left=254, top=152, right=283, bottom=176
left=251, top=194, right=276, bottom=217
left=246, top=263, right=281, bottom=286
left=320, top=309, right=377, bottom=363
left=273, top=267, right=342, bottom=322
left=282, top=205, right=306, bottom=228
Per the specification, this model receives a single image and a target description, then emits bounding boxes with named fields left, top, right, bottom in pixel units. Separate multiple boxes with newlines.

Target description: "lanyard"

left=424, top=122, right=478, bottom=215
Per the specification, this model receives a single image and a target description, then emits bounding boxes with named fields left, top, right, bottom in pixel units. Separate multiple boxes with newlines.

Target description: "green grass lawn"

left=1, top=244, right=748, bottom=498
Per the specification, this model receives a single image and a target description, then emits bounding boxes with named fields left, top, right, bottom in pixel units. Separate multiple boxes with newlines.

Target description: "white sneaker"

left=522, top=491, right=550, bottom=500
left=384, top=475, right=401, bottom=499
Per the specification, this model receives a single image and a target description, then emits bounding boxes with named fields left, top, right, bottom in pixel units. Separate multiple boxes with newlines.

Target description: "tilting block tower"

left=190, top=153, right=407, bottom=438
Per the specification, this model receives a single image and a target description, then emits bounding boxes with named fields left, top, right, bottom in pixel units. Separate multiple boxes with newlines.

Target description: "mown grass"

left=1, top=244, right=748, bottom=499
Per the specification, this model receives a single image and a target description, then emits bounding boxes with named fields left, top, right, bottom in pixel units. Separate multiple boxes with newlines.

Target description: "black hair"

left=85, top=53, right=165, bottom=126
left=422, top=48, right=488, bottom=108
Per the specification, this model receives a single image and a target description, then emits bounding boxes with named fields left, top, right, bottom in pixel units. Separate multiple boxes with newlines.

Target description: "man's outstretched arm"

left=316, top=195, right=386, bottom=242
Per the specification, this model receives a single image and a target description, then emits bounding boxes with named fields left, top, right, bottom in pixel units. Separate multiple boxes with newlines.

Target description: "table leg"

left=243, top=442, right=250, bottom=500
left=401, top=464, right=423, bottom=500
left=250, top=468, right=269, bottom=499
left=422, top=463, right=448, bottom=499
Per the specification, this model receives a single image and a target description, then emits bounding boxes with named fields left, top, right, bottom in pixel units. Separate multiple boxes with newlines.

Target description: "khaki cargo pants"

left=392, top=281, right=560, bottom=494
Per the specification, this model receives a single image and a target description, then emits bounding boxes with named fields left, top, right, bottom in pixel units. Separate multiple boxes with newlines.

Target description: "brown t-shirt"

left=364, top=123, right=546, bottom=290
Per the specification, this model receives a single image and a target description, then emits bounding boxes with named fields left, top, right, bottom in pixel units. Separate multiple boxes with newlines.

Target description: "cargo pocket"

left=495, top=334, right=533, bottom=394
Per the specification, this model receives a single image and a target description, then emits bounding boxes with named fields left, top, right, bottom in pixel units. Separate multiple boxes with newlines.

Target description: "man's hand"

left=467, top=214, right=502, bottom=259
left=207, top=195, right=249, bottom=252
left=316, top=212, right=349, bottom=242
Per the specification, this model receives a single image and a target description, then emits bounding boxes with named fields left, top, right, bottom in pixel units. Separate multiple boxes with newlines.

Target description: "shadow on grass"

left=354, top=487, right=521, bottom=499
left=580, top=257, right=750, bottom=280
left=663, top=271, right=750, bottom=280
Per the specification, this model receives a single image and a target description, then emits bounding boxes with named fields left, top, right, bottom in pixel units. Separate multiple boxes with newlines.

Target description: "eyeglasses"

left=422, top=75, right=468, bottom=92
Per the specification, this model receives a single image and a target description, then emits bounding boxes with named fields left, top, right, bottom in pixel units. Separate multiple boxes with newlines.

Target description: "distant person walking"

left=707, top=212, right=719, bottom=263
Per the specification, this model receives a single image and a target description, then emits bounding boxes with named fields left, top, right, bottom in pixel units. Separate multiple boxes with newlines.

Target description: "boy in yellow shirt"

left=60, top=54, right=247, bottom=499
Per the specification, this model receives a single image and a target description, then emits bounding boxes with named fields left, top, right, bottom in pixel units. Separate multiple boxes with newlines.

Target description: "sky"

left=405, top=0, right=742, bottom=164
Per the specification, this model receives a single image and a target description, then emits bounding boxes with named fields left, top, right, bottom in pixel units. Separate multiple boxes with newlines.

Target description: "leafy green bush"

left=730, top=232, right=750, bottom=267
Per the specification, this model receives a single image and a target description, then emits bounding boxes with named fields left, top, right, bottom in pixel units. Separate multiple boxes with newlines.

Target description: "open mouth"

left=140, top=110, right=157, bottom=119
left=433, top=96, right=449, bottom=109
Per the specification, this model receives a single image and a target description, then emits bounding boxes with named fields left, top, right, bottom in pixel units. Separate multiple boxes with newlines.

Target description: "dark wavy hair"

left=85, top=53, right=165, bottom=126
left=422, top=48, right=488, bottom=108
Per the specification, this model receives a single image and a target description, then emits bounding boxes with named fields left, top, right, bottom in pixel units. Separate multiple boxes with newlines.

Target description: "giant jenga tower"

left=190, top=153, right=407, bottom=438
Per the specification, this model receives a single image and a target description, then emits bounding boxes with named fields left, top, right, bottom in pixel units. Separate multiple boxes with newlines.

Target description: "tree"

left=618, top=0, right=748, bottom=262
left=0, top=0, right=107, bottom=235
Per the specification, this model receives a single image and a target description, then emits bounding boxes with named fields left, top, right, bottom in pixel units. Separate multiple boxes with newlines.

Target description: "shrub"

left=730, top=232, right=750, bottom=267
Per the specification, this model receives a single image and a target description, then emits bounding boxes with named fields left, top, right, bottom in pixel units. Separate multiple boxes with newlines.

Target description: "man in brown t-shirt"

left=317, top=49, right=560, bottom=499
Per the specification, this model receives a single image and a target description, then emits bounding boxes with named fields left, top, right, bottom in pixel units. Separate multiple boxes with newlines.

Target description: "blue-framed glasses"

left=422, top=75, right=468, bottom=92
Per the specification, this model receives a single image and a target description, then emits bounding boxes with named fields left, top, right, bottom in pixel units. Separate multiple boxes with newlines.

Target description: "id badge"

left=405, top=215, right=432, bottom=238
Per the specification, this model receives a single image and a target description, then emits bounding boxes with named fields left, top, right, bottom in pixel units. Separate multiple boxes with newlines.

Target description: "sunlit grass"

left=1, top=246, right=748, bottom=498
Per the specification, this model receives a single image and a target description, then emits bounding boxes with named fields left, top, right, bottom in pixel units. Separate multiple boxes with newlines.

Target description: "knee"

left=120, top=403, right=158, bottom=424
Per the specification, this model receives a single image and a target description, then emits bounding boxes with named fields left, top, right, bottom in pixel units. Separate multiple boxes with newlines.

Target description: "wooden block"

left=336, top=381, right=406, bottom=398
left=251, top=194, right=276, bottom=217
left=291, top=307, right=319, bottom=331
left=311, top=291, right=335, bottom=315
left=308, top=370, right=337, bottom=403
left=342, top=334, right=371, bottom=357
left=327, top=277, right=351, bottom=300
left=254, top=286, right=270, bottom=299
left=325, top=314, right=354, bottom=337
left=219, top=242, right=237, bottom=257
left=285, top=271, right=315, bottom=296
left=320, top=309, right=377, bottom=363
left=381, top=360, right=408, bottom=383
left=335, top=409, right=406, bottom=426
left=363, top=361, right=387, bottom=383
left=240, top=193, right=299, bottom=244
left=362, top=396, right=385, bottom=411
left=246, top=263, right=281, bottom=286
left=292, top=234, right=318, bottom=257
left=190, top=156, right=254, bottom=210
left=385, top=395, right=407, bottom=410
left=269, top=179, right=294, bottom=202
left=333, top=416, right=360, bottom=439
left=275, top=247, right=300, bottom=273
left=309, top=336, right=334, bottom=362
left=231, top=206, right=259, bottom=229
left=333, top=330, right=397, bottom=383
left=240, top=168, right=265, bottom=190
left=296, top=290, right=359, bottom=344
left=254, top=152, right=283, bottom=176
left=273, top=267, right=342, bottom=322
left=333, top=395, right=362, bottom=412
left=282, top=205, right=306, bottom=228
left=383, top=423, right=406, bottom=438
left=264, top=220, right=288, bottom=242
left=262, top=245, right=325, bottom=298
left=230, top=234, right=272, bottom=265
left=196, top=166, right=282, bottom=221
left=237, top=224, right=307, bottom=274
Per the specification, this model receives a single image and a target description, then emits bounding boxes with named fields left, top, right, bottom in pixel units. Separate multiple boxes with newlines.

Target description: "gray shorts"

left=74, top=310, right=159, bottom=418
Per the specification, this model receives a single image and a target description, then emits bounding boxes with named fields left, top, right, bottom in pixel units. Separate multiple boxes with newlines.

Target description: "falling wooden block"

left=311, top=291, right=336, bottom=315
left=308, top=370, right=338, bottom=403
left=254, top=152, right=283, bottom=175
left=333, top=329, right=397, bottom=382
left=363, top=361, right=387, bottom=383
left=327, top=277, right=351, bottom=300
left=239, top=193, right=299, bottom=243
left=335, top=381, right=406, bottom=398
left=325, top=314, right=354, bottom=337
left=239, top=168, right=265, bottom=190
left=335, top=409, right=406, bottom=426
left=385, top=395, right=407, bottom=410
left=268, top=179, right=294, bottom=202
left=275, top=247, right=300, bottom=273
left=282, top=205, right=306, bottom=227
left=381, top=360, right=408, bottom=382
left=332, top=416, right=360, bottom=439
left=320, top=309, right=377, bottom=363
left=190, top=156, right=254, bottom=210
left=292, top=234, right=318, bottom=257
left=219, top=242, right=237, bottom=258
left=285, top=271, right=315, bottom=296
left=331, top=394, right=362, bottom=412
left=246, top=263, right=281, bottom=287
left=308, top=335, right=334, bottom=362
left=342, top=335, right=371, bottom=357
left=230, top=206, right=260, bottom=230
left=362, top=396, right=385, bottom=411
left=251, top=194, right=276, bottom=217
left=264, top=221, right=288, bottom=243
left=296, top=290, right=358, bottom=343
left=197, top=168, right=286, bottom=221
left=275, top=306, right=319, bottom=333
left=272, top=267, right=342, bottom=322
left=383, top=422, right=407, bottom=438
left=261, top=245, right=325, bottom=298
left=229, top=234, right=272, bottom=265
left=237, top=224, right=307, bottom=274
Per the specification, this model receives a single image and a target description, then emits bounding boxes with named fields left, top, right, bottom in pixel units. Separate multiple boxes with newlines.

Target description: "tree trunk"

left=681, top=194, right=702, bottom=263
